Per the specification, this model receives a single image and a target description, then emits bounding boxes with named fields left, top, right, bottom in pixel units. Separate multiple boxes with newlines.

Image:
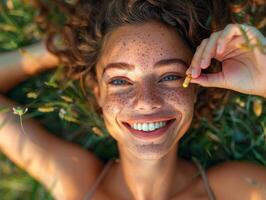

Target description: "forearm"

left=0, top=95, right=60, bottom=186
left=0, top=95, right=52, bottom=169
left=0, top=41, right=58, bottom=93
left=0, top=95, right=98, bottom=193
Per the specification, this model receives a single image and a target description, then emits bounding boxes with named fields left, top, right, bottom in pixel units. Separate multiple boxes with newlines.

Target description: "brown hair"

left=33, top=0, right=265, bottom=125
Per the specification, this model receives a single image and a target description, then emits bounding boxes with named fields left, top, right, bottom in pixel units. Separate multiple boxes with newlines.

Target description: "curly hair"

left=32, top=0, right=265, bottom=126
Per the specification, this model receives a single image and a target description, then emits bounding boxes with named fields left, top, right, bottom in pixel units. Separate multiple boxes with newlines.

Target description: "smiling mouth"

left=121, top=119, right=176, bottom=140
left=122, top=119, right=175, bottom=130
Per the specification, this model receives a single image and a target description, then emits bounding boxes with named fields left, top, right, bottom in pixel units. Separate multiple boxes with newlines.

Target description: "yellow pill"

left=182, top=74, right=192, bottom=88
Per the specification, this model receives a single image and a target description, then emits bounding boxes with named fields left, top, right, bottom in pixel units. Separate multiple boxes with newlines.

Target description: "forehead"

left=97, top=21, right=193, bottom=75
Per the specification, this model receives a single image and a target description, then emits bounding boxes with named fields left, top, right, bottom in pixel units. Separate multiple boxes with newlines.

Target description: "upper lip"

left=122, top=115, right=176, bottom=125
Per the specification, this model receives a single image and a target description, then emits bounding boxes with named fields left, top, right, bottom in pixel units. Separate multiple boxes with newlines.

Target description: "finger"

left=216, top=24, right=243, bottom=54
left=216, top=23, right=259, bottom=54
left=190, top=72, right=226, bottom=88
left=186, top=38, right=208, bottom=78
left=200, top=31, right=221, bottom=69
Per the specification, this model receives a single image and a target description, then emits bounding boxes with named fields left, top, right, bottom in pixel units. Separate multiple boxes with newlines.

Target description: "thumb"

left=190, top=72, right=226, bottom=88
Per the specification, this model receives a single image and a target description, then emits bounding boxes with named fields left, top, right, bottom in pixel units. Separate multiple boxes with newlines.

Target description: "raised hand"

left=186, top=23, right=266, bottom=98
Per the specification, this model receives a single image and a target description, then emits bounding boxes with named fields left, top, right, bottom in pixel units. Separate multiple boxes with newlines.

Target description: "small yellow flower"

left=253, top=99, right=263, bottom=117
left=92, top=127, right=104, bottom=136
left=235, top=98, right=245, bottom=108
left=63, top=115, right=79, bottom=123
left=38, top=107, right=55, bottom=113
left=44, top=81, right=59, bottom=88
left=27, top=92, right=38, bottom=99
left=206, top=131, right=221, bottom=143
left=58, top=108, right=79, bottom=123
left=60, top=96, right=73, bottom=103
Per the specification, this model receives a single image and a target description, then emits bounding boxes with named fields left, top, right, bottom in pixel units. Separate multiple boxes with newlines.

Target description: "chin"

left=127, top=141, right=175, bottom=160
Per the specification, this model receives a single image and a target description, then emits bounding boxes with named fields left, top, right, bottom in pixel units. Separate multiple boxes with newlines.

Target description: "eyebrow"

left=102, top=58, right=188, bottom=76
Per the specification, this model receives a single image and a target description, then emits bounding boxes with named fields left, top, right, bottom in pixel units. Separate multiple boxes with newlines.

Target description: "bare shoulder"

left=207, top=160, right=266, bottom=200
left=48, top=140, right=104, bottom=200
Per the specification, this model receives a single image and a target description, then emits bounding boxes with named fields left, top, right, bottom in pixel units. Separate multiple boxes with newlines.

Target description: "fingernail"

left=192, top=68, right=197, bottom=77
left=200, top=59, right=207, bottom=69
left=217, top=44, right=222, bottom=54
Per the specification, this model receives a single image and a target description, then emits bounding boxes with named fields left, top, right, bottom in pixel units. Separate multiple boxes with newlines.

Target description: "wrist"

left=20, top=41, right=59, bottom=75
left=20, top=41, right=46, bottom=75
left=40, top=50, right=59, bottom=70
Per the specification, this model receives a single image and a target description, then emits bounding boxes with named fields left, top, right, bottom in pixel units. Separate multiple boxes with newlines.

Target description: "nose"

left=132, top=85, right=163, bottom=112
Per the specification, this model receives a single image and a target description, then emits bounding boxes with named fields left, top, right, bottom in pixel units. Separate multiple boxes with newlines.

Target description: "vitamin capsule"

left=182, top=74, right=192, bottom=88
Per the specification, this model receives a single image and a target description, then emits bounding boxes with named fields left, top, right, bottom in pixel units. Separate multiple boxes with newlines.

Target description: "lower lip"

left=123, top=119, right=176, bottom=140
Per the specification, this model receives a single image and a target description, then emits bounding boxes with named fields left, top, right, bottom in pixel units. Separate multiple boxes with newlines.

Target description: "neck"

left=117, top=143, right=178, bottom=200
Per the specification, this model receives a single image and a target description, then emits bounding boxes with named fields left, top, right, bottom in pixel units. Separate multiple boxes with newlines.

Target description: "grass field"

left=0, top=0, right=265, bottom=199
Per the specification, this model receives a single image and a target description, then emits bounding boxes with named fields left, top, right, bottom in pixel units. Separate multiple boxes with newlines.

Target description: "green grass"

left=0, top=1, right=265, bottom=199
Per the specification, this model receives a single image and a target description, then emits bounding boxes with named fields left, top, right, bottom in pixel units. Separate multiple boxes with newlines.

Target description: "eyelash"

left=108, top=74, right=182, bottom=86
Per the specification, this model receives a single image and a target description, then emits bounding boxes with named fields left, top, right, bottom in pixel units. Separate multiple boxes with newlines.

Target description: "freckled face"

left=94, top=21, right=197, bottom=159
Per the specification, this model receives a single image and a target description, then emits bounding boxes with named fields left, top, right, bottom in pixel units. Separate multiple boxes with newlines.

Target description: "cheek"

left=102, top=92, right=130, bottom=116
left=160, top=87, right=195, bottom=112
left=101, top=92, right=134, bottom=139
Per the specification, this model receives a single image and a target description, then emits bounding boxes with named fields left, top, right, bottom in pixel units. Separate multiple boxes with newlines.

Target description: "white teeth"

left=142, top=123, right=148, bottom=131
left=148, top=123, right=155, bottom=131
left=130, top=121, right=168, bottom=132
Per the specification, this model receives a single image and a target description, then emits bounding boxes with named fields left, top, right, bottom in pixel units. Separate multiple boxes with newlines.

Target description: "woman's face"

left=94, top=21, right=198, bottom=159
